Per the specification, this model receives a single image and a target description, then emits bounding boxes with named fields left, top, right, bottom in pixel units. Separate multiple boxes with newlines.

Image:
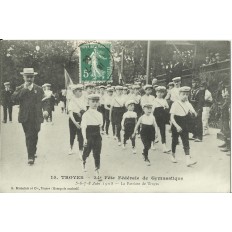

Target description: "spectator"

left=201, top=82, right=213, bottom=136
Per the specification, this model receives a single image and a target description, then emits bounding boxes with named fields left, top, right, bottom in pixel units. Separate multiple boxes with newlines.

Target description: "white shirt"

left=121, top=111, right=137, bottom=126
left=122, top=111, right=137, bottom=119
left=100, top=94, right=105, bottom=105
left=68, top=95, right=87, bottom=113
left=140, top=114, right=156, bottom=125
left=104, top=95, right=114, bottom=107
left=140, top=94, right=155, bottom=107
left=127, top=94, right=141, bottom=104
left=170, top=87, right=180, bottom=102
left=81, top=108, right=103, bottom=127
left=44, top=90, right=53, bottom=98
left=24, top=83, right=34, bottom=91
left=122, top=94, right=129, bottom=103
left=154, top=98, right=169, bottom=109
left=111, top=95, right=126, bottom=107
left=205, top=89, right=213, bottom=102
left=170, top=100, right=195, bottom=116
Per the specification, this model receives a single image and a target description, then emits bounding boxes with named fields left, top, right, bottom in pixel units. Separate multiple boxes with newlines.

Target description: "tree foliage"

left=1, top=40, right=79, bottom=92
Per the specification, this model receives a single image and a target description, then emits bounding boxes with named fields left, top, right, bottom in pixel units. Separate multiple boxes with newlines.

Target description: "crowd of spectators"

left=201, top=52, right=230, bottom=66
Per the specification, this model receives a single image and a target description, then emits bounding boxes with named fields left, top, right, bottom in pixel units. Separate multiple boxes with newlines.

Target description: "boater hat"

left=144, top=84, right=153, bottom=90
left=172, top=77, right=181, bottom=82
left=4, top=82, right=10, bottom=86
left=125, top=100, right=135, bottom=108
left=88, top=94, right=100, bottom=100
left=179, top=86, right=191, bottom=92
left=71, top=84, right=83, bottom=91
left=20, top=68, right=38, bottom=75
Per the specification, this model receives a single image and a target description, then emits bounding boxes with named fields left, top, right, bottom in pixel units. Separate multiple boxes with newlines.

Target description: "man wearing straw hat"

left=12, top=68, right=44, bottom=165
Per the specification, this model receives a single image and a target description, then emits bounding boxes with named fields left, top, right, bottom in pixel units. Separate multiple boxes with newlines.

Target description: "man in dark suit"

left=12, top=68, right=44, bottom=165
left=1, top=82, right=13, bottom=123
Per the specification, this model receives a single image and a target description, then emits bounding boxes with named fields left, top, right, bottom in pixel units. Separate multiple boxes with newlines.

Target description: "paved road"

left=0, top=105, right=230, bottom=192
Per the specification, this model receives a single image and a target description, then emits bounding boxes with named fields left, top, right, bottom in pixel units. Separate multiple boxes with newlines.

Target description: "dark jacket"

left=12, top=84, right=44, bottom=125
left=1, top=89, right=13, bottom=106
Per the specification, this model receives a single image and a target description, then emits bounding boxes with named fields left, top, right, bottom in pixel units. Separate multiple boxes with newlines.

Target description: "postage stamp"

left=79, top=42, right=113, bottom=83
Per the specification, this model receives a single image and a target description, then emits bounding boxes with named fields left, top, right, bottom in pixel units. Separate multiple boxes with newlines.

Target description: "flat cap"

left=85, top=83, right=95, bottom=88
left=179, top=86, right=191, bottom=92
left=172, top=77, right=181, bottom=82
left=132, top=85, right=140, bottom=89
left=107, top=87, right=114, bottom=92
left=144, top=84, right=153, bottom=90
left=168, top=82, right=175, bottom=86
left=142, top=103, right=153, bottom=108
left=71, top=84, right=83, bottom=91
left=115, top=85, right=123, bottom=90
left=99, top=85, right=106, bottom=89
left=88, top=94, right=100, bottom=100
left=156, top=86, right=166, bottom=91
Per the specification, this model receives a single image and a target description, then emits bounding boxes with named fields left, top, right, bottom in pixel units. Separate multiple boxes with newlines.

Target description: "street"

left=0, top=105, right=230, bottom=192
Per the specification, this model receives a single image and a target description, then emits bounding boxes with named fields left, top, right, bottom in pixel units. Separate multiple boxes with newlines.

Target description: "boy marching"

left=81, top=94, right=103, bottom=177
left=153, top=86, right=171, bottom=153
left=170, top=86, right=197, bottom=166
left=121, top=100, right=137, bottom=154
left=133, top=103, right=158, bottom=166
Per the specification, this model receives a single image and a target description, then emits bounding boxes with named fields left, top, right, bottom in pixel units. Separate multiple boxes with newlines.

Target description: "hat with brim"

left=125, top=100, right=135, bottom=108
left=143, top=103, right=153, bottom=108
left=168, top=82, right=174, bottom=86
left=107, top=87, right=114, bottom=92
left=42, top=83, right=51, bottom=87
left=85, top=83, right=95, bottom=88
left=20, top=68, right=38, bottom=75
left=179, top=86, right=191, bottom=92
left=156, top=86, right=166, bottom=92
left=132, top=85, right=140, bottom=89
left=4, top=82, right=10, bottom=86
left=123, top=87, right=128, bottom=90
left=88, top=94, right=100, bottom=100
left=144, top=84, right=153, bottom=90
left=99, top=85, right=106, bottom=89
left=71, top=84, right=83, bottom=91
left=115, top=85, right=123, bottom=90
left=172, top=77, right=181, bottom=82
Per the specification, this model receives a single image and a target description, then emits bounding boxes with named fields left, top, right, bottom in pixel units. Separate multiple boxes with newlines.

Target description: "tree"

left=1, top=40, right=79, bottom=92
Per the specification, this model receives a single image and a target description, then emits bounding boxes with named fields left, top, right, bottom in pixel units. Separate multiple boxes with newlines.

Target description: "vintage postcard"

left=0, top=40, right=230, bottom=192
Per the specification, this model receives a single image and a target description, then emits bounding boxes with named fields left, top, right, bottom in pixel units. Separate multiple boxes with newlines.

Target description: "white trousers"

left=202, top=107, right=210, bottom=135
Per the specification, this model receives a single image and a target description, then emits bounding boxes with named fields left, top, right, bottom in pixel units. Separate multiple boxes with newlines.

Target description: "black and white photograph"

left=0, top=40, right=230, bottom=192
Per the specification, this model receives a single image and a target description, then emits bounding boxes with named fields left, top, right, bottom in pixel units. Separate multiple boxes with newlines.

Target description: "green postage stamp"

left=79, top=42, right=113, bottom=82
